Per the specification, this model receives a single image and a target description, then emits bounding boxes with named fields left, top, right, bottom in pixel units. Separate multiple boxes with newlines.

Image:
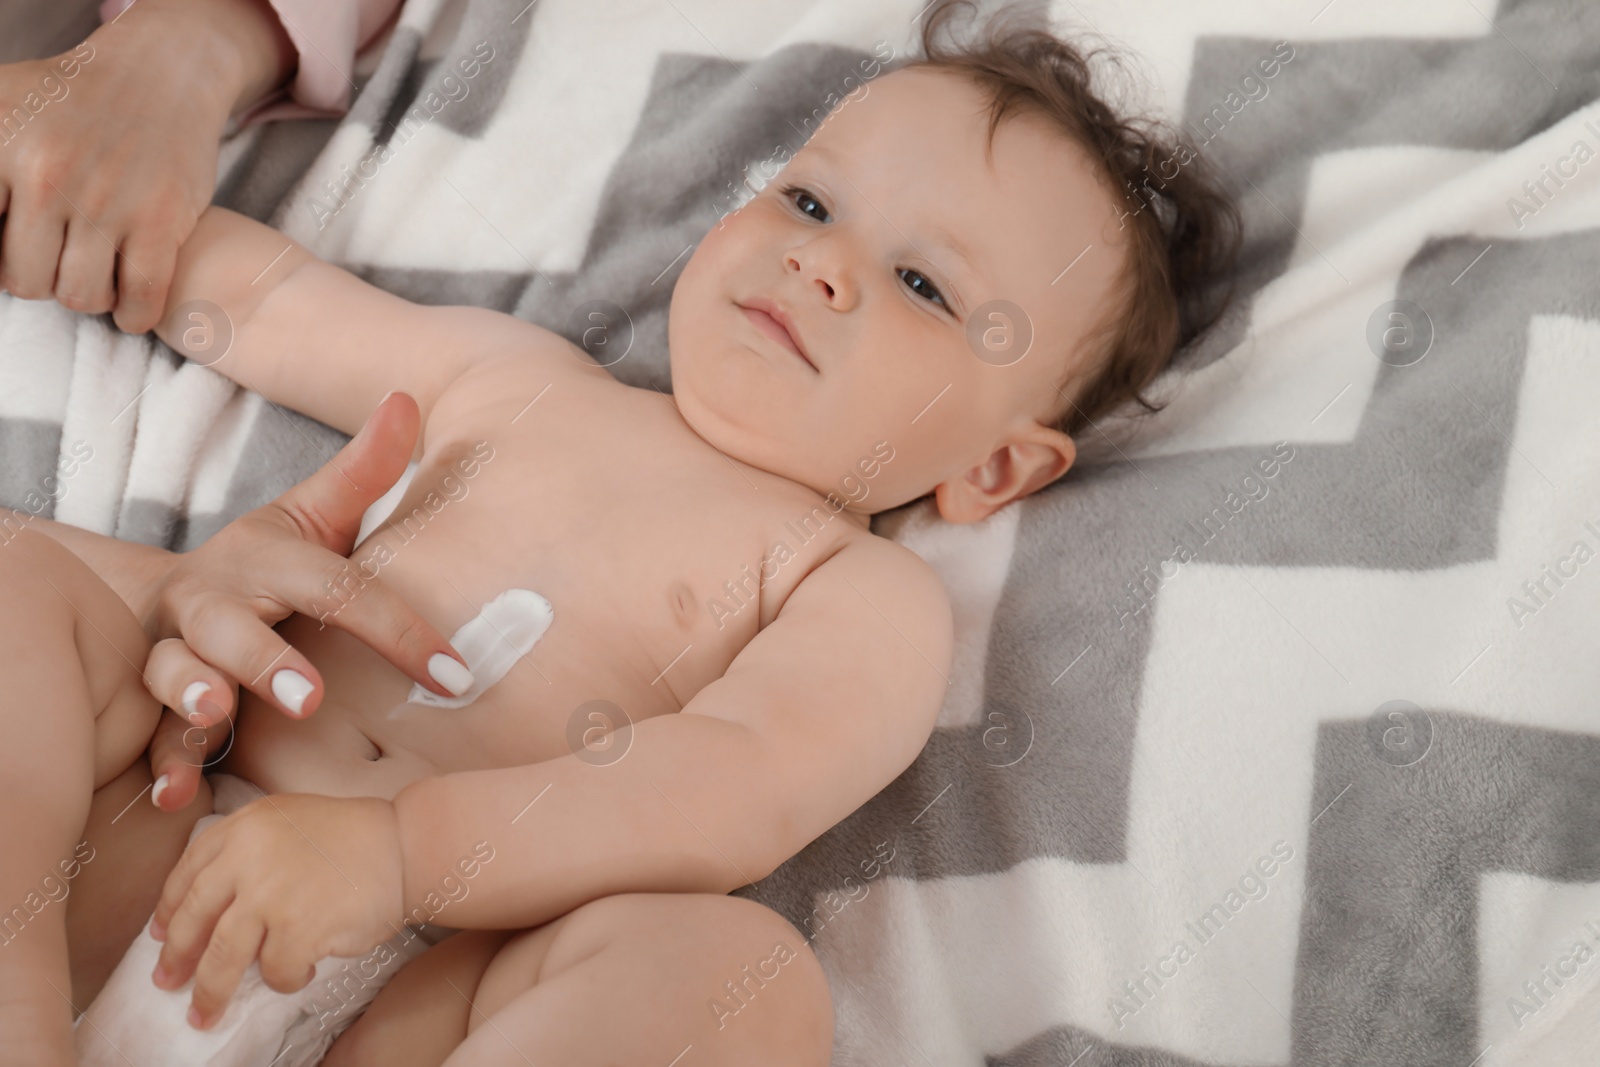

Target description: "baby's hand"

left=146, top=792, right=405, bottom=1030
left=142, top=393, right=474, bottom=811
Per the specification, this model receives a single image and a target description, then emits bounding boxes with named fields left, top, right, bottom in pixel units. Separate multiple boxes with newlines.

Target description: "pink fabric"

left=98, top=0, right=402, bottom=125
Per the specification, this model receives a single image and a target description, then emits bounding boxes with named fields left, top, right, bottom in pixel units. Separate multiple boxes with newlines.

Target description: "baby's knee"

left=0, top=528, right=128, bottom=631
left=0, top=529, right=109, bottom=667
left=692, top=895, right=834, bottom=1059
left=0, top=526, right=81, bottom=593
left=9, top=527, right=147, bottom=656
left=0, top=530, right=159, bottom=780
left=322, top=930, right=511, bottom=1067
left=543, top=893, right=834, bottom=1062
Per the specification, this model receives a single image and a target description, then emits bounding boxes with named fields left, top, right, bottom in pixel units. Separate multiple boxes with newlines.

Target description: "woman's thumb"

left=272, top=391, right=419, bottom=553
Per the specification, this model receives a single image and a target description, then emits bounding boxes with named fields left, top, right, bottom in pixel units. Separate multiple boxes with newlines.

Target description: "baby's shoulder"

left=418, top=310, right=621, bottom=442
left=782, top=527, right=951, bottom=630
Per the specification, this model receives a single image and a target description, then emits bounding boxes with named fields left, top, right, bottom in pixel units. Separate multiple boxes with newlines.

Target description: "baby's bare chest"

left=259, top=381, right=858, bottom=787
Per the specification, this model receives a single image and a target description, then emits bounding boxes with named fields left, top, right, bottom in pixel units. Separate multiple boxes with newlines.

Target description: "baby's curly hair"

left=906, top=1, right=1243, bottom=439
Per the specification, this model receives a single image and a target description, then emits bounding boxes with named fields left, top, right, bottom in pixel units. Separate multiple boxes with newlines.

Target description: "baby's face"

left=669, top=66, right=1127, bottom=520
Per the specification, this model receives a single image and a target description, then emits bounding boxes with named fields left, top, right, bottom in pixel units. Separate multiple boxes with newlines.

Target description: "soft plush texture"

left=3, top=0, right=1599, bottom=1063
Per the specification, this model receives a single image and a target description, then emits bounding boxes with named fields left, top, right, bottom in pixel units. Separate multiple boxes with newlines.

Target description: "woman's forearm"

left=0, top=510, right=174, bottom=629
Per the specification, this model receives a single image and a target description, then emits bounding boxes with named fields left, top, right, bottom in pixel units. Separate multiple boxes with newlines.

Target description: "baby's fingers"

left=258, top=927, right=317, bottom=995
left=185, top=905, right=265, bottom=1030
left=150, top=821, right=228, bottom=944
left=153, top=867, right=235, bottom=1008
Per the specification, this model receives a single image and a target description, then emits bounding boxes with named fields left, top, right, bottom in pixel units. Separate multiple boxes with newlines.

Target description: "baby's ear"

left=933, top=424, right=1076, bottom=524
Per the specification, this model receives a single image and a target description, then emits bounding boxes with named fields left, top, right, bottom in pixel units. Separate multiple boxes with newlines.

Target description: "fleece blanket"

left=3, top=0, right=1600, bottom=1063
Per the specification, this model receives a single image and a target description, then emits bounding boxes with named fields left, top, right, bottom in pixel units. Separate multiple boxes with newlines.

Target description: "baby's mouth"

left=737, top=300, right=816, bottom=371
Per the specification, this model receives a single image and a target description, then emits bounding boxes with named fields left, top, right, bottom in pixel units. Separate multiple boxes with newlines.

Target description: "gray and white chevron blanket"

left=4, top=0, right=1600, bottom=1063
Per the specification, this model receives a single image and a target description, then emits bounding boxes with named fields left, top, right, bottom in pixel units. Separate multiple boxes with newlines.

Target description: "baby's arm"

left=152, top=206, right=578, bottom=459
left=147, top=534, right=952, bottom=1021
left=391, top=536, right=953, bottom=929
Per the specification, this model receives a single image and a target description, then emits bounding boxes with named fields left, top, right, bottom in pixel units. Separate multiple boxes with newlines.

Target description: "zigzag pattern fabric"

left=3, top=1, right=1598, bottom=1063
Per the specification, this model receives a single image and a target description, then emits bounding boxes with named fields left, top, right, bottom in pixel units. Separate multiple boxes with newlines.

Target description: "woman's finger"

left=144, top=636, right=235, bottom=727
left=147, top=707, right=229, bottom=813
left=113, top=220, right=180, bottom=336
left=270, top=390, right=420, bottom=557
left=54, top=212, right=117, bottom=314
left=169, top=595, right=326, bottom=719
left=0, top=180, right=67, bottom=299
left=144, top=637, right=237, bottom=811
left=265, top=537, right=473, bottom=699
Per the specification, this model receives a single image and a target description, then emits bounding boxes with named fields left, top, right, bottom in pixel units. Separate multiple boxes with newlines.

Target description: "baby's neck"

left=666, top=394, right=876, bottom=534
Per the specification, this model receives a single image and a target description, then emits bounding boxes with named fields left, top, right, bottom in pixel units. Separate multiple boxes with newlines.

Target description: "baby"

left=0, top=9, right=1239, bottom=1067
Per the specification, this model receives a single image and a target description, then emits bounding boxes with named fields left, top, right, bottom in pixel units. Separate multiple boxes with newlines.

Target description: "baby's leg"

left=0, top=529, right=163, bottom=1065
left=65, top=754, right=215, bottom=1006
left=320, top=930, right=515, bottom=1066
left=324, top=893, right=833, bottom=1067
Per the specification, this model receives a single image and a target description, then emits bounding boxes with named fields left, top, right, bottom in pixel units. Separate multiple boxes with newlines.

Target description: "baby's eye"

left=898, top=267, right=948, bottom=311
left=782, top=185, right=832, bottom=223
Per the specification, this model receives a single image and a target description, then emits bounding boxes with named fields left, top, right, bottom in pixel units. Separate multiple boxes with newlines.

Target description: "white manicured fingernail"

left=271, top=668, right=314, bottom=715
left=428, top=653, right=474, bottom=697
left=152, top=774, right=170, bottom=808
left=181, top=681, right=211, bottom=721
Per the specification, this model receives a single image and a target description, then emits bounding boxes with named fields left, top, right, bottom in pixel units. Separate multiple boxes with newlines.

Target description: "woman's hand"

left=0, top=0, right=295, bottom=333
left=143, top=392, right=474, bottom=811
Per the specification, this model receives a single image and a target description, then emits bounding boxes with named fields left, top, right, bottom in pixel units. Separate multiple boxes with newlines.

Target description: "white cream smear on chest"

left=399, top=588, right=554, bottom=712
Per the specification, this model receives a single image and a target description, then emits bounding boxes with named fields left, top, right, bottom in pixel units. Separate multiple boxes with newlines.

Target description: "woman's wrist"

left=125, top=537, right=182, bottom=636
left=99, top=0, right=297, bottom=120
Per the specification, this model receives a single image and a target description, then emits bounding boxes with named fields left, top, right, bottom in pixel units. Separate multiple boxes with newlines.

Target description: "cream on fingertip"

left=151, top=774, right=170, bottom=808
